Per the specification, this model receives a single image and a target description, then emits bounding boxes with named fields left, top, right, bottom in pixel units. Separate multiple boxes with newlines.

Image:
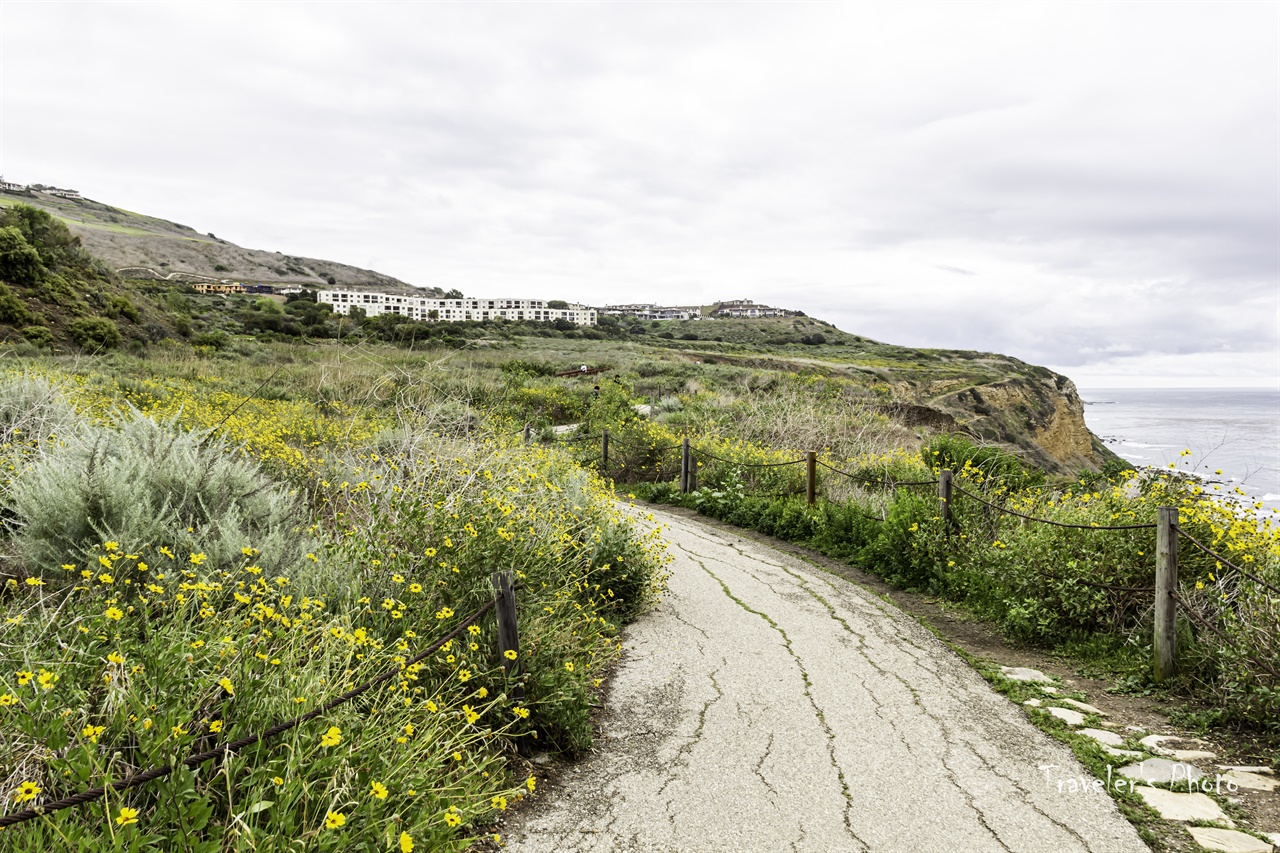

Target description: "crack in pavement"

left=502, top=507, right=1151, bottom=853
left=675, top=541, right=869, bottom=851
left=724, top=531, right=1107, bottom=851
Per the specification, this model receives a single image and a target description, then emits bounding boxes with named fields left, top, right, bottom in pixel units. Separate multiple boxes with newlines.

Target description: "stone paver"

left=1103, top=747, right=1145, bottom=760
left=1047, top=706, right=1087, bottom=726
left=1133, top=786, right=1233, bottom=825
left=1002, top=666, right=1056, bottom=684
left=1222, top=770, right=1279, bottom=792
left=1079, top=728, right=1124, bottom=747
left=1059, top=698, right=1106, bottom=716
left=1139, top=735, right=1217, bottom=762
left=1185, top=827, right=1273, bottom=853
left=503, top=508, right=1149, bottom=852
left=1117, top=758, right=1204, bottom=786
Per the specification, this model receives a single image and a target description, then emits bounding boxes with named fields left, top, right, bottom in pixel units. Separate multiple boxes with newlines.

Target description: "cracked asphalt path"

left=503, top=507, right=1149, bottom=853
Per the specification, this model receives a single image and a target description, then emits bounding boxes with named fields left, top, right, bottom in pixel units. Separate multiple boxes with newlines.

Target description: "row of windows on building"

left=317, top=291, right=598, bottom=326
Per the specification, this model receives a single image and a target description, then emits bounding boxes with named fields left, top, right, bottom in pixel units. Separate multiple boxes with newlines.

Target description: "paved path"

left=504, top=508, right=1149, bottom=852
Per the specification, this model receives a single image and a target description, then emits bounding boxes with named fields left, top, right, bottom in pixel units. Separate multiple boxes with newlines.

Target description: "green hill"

left=0, top=187, right=430, bottom=293
left=0, top=195, right=1115, bottom=475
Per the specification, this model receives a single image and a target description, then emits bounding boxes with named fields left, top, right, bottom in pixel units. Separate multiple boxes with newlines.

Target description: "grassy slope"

left=0, top=190, right=1109, bottom=473
left=0, top=189, right=433, bottom=294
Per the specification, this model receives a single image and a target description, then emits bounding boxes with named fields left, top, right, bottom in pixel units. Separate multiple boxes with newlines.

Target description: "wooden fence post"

left=680, top=437, right=691, bottom=493
left=491, top=571, right=524, bottom=702
left=1154, top=506, right=1178, bottom=683
left=806, top=451, right=817, bottom=506
left=601, top=429, right=609, bottom=473
left=939, top=469, right=953, bottom=536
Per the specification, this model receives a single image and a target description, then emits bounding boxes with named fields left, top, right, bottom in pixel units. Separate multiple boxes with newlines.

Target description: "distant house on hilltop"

left=45, top=188, right=83, bottom=200
left=193, top=282, right=246, bottom=295
left=712, top=299, right=786, bottom=318
left=0, top=177, right=26, bottom=193
left=601, top=303, right=702, bottom=321
left=319, top=290, right=597, bottom=326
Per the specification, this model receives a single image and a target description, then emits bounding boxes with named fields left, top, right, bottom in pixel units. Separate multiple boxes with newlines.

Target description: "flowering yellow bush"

left=0, top=357, right=669, bottom=848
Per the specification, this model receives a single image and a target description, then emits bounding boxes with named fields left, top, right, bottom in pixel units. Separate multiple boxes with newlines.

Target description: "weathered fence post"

left=1154, top=506, right=1178, bottom=683
left=806, top=451, right=817, bottom=506
left=491, top=570, right=527, bottom=755
left=522, top=422, right=532, bottom=444
left=680, top=437, right=691, bottom=493
left=939, top=469, right=953, bottom=536
left=601, top=429, right=609, bottom=473
left=491, top=571, right=524, bottom=702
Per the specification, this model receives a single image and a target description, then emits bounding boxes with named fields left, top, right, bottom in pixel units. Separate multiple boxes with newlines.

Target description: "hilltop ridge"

left=0, top=186, right=434, bottom=295
left=0, top=191, right=1117, bottom=475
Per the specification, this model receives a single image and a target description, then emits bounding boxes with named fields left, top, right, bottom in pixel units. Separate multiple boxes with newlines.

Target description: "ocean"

left=1079, top=388, right=1280, bottom=512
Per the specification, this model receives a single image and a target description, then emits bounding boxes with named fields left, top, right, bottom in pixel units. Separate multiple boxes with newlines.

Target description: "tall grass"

left=0, top=357, right=668, bottom=849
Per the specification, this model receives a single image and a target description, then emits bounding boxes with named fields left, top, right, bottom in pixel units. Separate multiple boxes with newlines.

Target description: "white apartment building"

left=712, top=299, right=786, bottom=318
left=319, top=290, right=597, bottom=326
left=602, top=303, right=702, bottom=321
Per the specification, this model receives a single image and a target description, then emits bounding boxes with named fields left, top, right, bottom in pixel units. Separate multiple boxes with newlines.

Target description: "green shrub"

left=104, top=295, right=141, bottom=323
left=5, top=415, right=313, bottom=584
left=20, top=326, right=52, bottom=348
left=192, top=331, right=229, bottom=350
left=0, top=225, right=42, bottom=285
left=0, top=373, right=78, bottom=448
left=68, top=317, right=121, bottom=351
left=0, top=282, right=35, bottom=324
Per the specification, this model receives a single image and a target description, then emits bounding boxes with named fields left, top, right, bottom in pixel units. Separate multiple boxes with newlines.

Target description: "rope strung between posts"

left=558, top=431, right=602, bottom=444
left=815, top=459, right=939, bottom=488
left=0, top=597, right=500, bottom=829
left=1169, top=591, right=1280, bottom=680
left=1176, top=528, right=1280, bottom=597
left=604, top=437, right=682, bottom=457
left=211, top=366, right=285, bottom=433
left=951, top=483, right=1157, bottom=531
left=690, top=447, right=806, bottom=468
left=1028, top=571, right=1158, bottom=594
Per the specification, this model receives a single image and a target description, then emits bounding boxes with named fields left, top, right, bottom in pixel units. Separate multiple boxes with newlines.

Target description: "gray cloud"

left=2, top=1, right=1275, bottom=386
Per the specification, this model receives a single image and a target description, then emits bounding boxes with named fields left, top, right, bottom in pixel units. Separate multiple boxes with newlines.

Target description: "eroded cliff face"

left=895, top=370, right=1115, bottom=474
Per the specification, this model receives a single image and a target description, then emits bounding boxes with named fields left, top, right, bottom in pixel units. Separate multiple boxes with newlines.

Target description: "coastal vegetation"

left=1, top=195, right=1275, bottom=847
left=0, top=354, right=668, bottom=849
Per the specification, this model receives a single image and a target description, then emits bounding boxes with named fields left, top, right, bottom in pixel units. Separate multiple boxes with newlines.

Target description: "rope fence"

left=1169, top=591, right=1280, bottom=681
left=815, top=459, right=938, bottom=488
left=0, top=593, right=506, bottom=829
left=1176, top=528, right=1280, bottom=597
left=950, top=483, right=1157, bottom=532
left=690, top=447, right=806, bottom=468
left=603, top=432, right=1274, bottom=686
left=520, top=424, right=1271, bottom=688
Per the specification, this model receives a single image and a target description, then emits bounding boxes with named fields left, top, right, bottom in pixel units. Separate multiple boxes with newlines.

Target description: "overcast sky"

left=2, top=2, right=1276, bottom=388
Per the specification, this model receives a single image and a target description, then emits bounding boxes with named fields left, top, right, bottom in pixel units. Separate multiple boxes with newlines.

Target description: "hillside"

left=0, top=194, right=1115, bottom=475
left=0, top=187, right=434, bottom=294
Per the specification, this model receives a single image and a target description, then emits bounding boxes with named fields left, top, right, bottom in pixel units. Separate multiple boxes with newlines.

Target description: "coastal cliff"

left=918, top=373, right=1113, bottom=473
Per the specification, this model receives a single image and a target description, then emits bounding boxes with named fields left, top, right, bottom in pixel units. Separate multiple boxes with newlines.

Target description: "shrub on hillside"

left=0, top=373, right=78, bottom=449
left=0, top=283, right=36, bottom=325
left=0, top=225, right=42, bottom=285
left=68, top=317, right=121, bottom=351
left=5, top=414, right=312, bottom=584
